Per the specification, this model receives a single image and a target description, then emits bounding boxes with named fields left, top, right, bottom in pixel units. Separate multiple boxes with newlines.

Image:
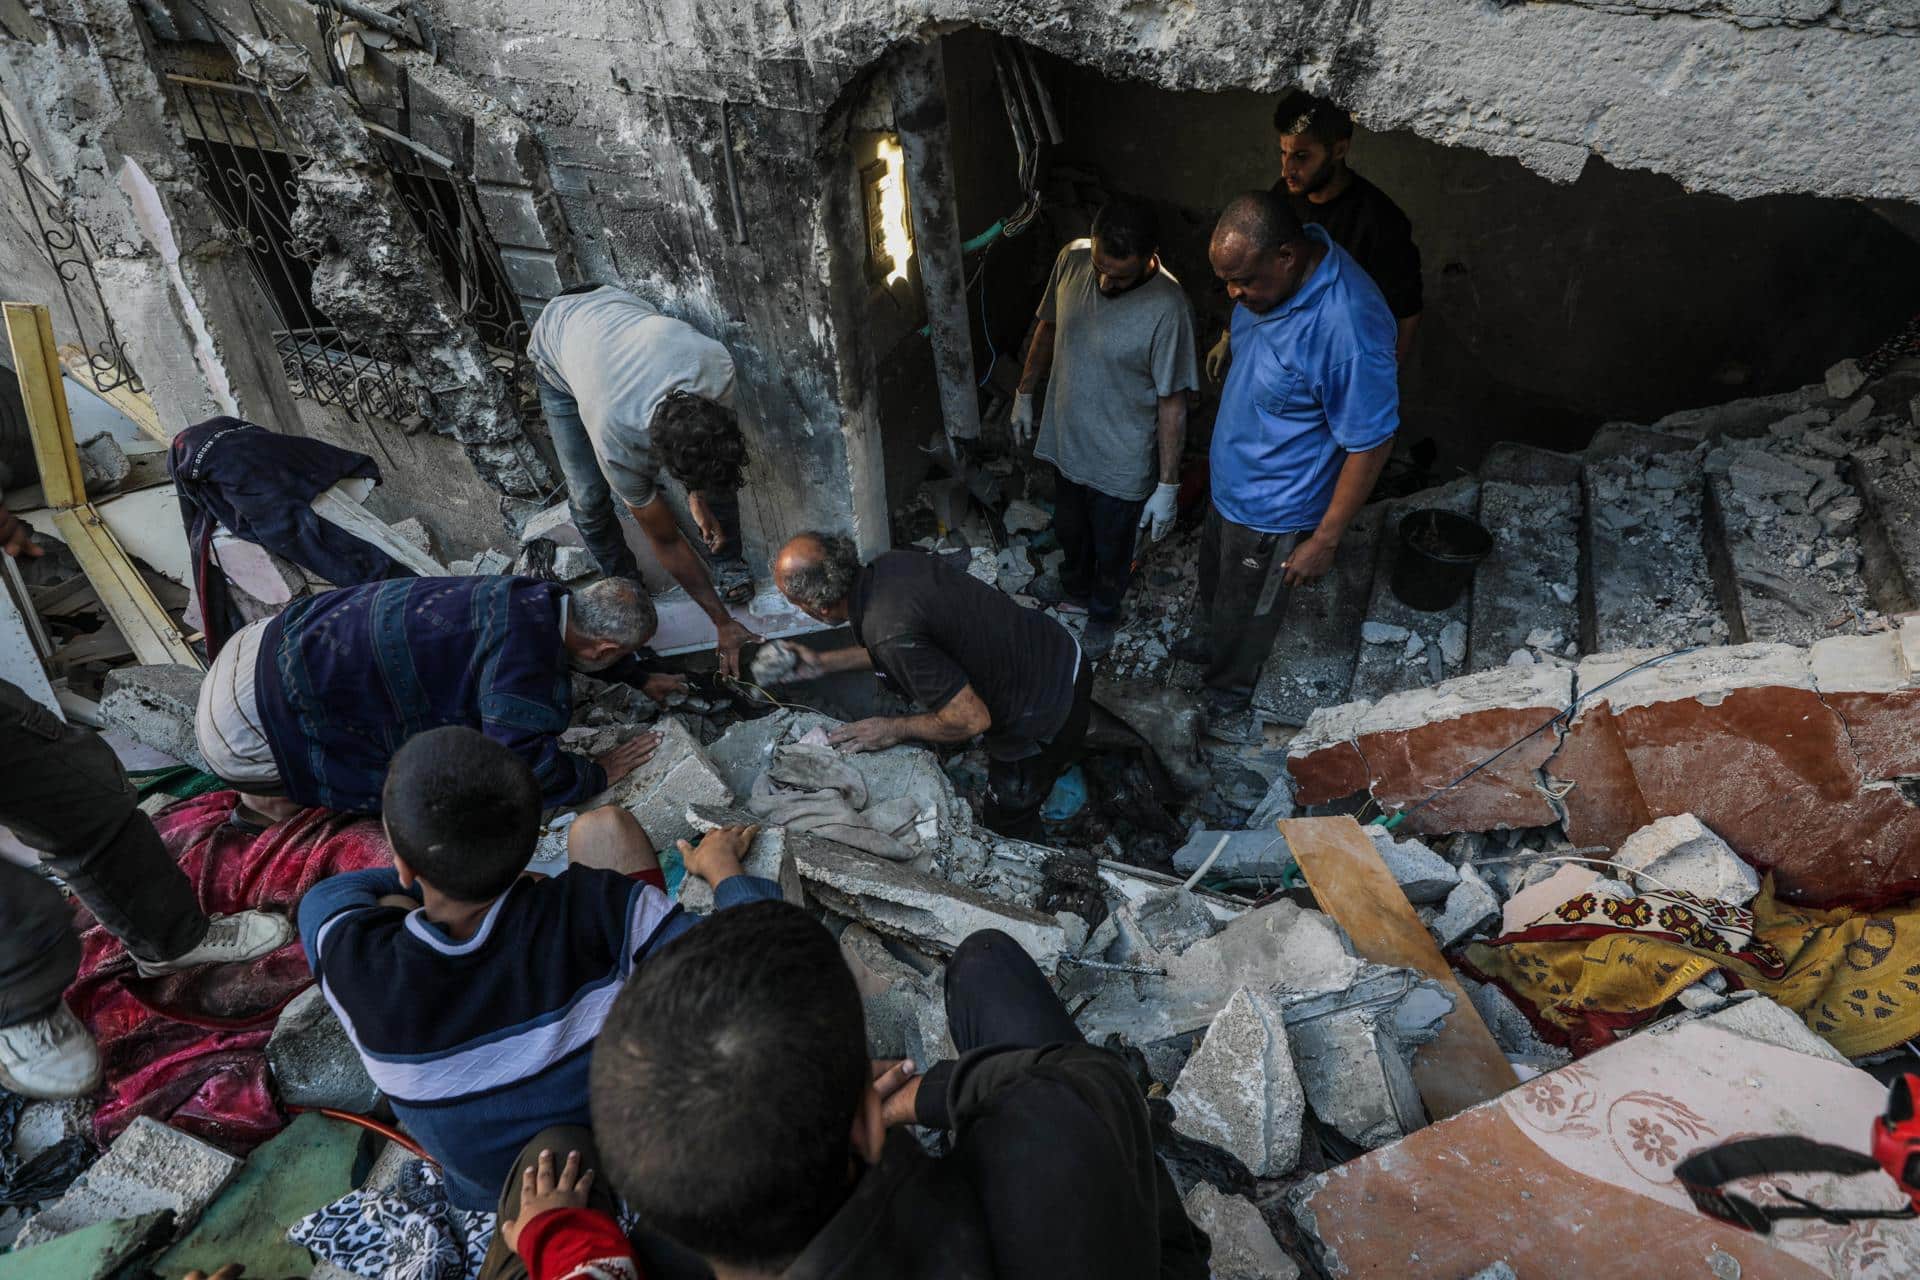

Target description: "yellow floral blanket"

left=1460, top=879, right=1920, bottom=1059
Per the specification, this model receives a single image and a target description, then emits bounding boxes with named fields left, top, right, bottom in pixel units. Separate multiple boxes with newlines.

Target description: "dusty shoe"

left=134, top=910, right=294, bottom=977
left=0, top=1004, right=102, bottom=1099
left=1172, top=630, right=1212, bottom=665
left=1082, top=616, right=1118, bottom=661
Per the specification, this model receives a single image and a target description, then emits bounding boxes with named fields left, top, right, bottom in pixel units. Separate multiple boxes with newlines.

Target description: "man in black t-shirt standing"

left=769, top=533, right=1091, bottom=837
left=1205, top=90, right=1424, bottom=378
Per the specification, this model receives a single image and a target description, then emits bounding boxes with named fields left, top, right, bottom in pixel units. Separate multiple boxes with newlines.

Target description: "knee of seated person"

left=567, top=805, right=658, bottom=874
left=949, top=929, right=1022, bottom=976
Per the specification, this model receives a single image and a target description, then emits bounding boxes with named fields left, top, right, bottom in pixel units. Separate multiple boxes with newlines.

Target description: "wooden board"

left=1279, top=816, right=1514, bottom=1120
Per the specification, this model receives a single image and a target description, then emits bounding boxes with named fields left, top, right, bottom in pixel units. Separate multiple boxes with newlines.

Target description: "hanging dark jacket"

left=168, top=416, right=410, bottom=659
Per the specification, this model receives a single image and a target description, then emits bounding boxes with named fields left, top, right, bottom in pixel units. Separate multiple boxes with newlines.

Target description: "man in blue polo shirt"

left=1183, top=190, right=1399, bottom=716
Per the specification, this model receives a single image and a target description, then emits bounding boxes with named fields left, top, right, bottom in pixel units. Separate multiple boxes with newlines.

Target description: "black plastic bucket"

left=1390, top=508, right=1493, bottom=612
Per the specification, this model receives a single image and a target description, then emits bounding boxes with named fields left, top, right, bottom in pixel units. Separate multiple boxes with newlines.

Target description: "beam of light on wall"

left=876, top=135, right=914, bottom=286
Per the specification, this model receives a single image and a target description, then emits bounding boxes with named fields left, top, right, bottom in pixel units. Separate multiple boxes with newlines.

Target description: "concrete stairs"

left=1249, top=373, right=1920, bottom=732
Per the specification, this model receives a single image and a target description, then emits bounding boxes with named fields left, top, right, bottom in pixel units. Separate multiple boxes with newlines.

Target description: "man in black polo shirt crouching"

left=770, top=532, right=1091, bottom=837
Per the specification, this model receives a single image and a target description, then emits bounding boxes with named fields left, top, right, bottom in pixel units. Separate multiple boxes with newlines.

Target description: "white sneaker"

left=134, top=910, right=295, bottom=977
left=0, top=1004, right=102, bottom=1099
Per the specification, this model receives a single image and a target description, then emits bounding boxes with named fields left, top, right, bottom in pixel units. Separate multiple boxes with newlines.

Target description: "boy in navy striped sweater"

left=297, top=724, right=779, bottom=1226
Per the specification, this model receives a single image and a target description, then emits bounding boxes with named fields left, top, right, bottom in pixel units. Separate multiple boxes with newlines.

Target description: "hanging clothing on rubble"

left=169, top=416, right=411, bottom=660
left=1459, top=877, right=1920, bottom=1059
left=62, top=790, right=390, bottom=1155
left=745, top=742, right=923, bottom=862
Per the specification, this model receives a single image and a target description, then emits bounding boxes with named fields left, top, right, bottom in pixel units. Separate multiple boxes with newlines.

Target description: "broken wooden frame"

left=5, top=301, right=201, bottom=669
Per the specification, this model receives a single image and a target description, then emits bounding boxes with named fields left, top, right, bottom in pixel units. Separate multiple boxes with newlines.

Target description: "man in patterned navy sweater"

left=297, top=726, right=778, bottom=1221
left=197, top=574, right=665, bottom=817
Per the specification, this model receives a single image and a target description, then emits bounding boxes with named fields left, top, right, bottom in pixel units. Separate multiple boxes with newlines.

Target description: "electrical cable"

left=1372, top=646, right=1700, bottom=831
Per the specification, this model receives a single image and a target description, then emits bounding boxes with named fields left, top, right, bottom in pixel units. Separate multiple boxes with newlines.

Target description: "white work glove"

left=1140, top=482, right=1179, bottom=542
left=1010, top=392, right=1037, bottom=447
left=1205, top=331, right=1232, bottom=382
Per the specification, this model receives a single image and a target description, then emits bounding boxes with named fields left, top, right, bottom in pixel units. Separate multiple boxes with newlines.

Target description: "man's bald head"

left=774, top=531, right=860, bottom=623
left=1211, top=191, right=1317, bottom=316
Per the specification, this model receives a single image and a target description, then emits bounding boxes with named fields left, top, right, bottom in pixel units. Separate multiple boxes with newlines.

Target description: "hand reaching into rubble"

left=641, top=672, right=689, bottom=704
left=0, top=504, right=40, bottom=559
left=500, top=1148, right=597, bottom=1256
left=827, top=717, right=903, bottom=754
left=1205, top=330, right=1232, bottom=382
left=595, top=732, right=661, bottom=785
left=714, top=618, right=756, bottom=679
left=678, top=822, right=760, bottom=887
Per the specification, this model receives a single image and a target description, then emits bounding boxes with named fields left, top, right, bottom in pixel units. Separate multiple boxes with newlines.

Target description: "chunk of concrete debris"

left=1171, top=829, right=1293, bottom=883
left=15, top=1116, right=242, bottom=1250
left=1727, top=448, right=1818, bottom=499
left=1180, top=1183, right=1299, bottom=1280
left=99, top=664, right=210, bottom=772
left=1439, top=618, right=1467, bottom=668
left=1824, top=357, right=1867, bottom=400
left=794, top=832, right=1074, bottom=973
left=1361, top=620, right=1410, bottom=645
left=839, top=923, right=954, bottom=1066
left=1245, top=770, right=1297, bottom=830
left=1614, top=813, right=1759, bottom=905
left=1282, top=966, right=1453, bottom=1149
left=1693, top=993, right=1847, bottom=1064
left=1002, top=497, right=1051, bottom=534
left=550, top=545, right=592, bottom=581
left=388, top=516, right=435, bottom=560
left=1429, top=863, right=1500, bottom=948
left=589, top=716, right=732, bottom=854
left=11, top=1099, right=92, bottom=1164
left=1169, top=988, right=1304, bottom=1177
left=1121, top=887, right=1220, bottom=956
left=77, top=432, right=131, bottom=493
left=1075, top=899, right=1363, bottom=1045
left=267, top=985, right=381, bottom=1113
left=1458, top=977, right=1571, bottom=1069
left=1365, top=826, right=1459, bottom=904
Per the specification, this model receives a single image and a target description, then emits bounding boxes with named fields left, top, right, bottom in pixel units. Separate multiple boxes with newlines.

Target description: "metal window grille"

left=0, top=98, right=143, bottom=394
left=165, top=74, right=531, bottom=421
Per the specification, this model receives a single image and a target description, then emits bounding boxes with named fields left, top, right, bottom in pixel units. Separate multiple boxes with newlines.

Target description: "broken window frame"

left=0, top=97, right=144, bottom=396
left=163, top=73, right=532, bottom=424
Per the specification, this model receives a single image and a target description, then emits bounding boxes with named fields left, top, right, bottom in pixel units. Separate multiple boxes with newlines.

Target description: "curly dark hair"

left=651, top=391, right=748, bottom=493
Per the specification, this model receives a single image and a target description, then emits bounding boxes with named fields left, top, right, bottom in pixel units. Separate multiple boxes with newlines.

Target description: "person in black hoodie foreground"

left=494, top=900, right=1211, bottom=1279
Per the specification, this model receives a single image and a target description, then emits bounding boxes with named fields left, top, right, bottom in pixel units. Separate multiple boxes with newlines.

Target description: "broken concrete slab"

left=839, top=923, right=954, bottom=1066
left=1499, top=863, right=1599, bottom=934
left=1281, top=966, right=1452, bottom=1149
left=1180, top=1182, right=1299, bottom=1280
left=1287, top=663, right=1574, bottom=835
left=16, top=1116, right=242, bottom=1250
left=1430, top=863, right=1501, bottom=948
left=1693, top=993, right=1849, bottom=1064
left=706, top=711, right=797, bottom=797
left=1614, top=813, right=1759, bottom=904
left=1073, top=898, right=1365, bottom=1045
left=680, top=805, right=806, bottom=912
left=793, top=831, right=1074, bottom=973
left=1291, top=1019, right=1920, bottom=1277
left=99, top=663, right=209, bottom=772
left=154, top=1112, right=363, bottom=1280
left=1170, top=829, right=1294, bottom=884
left=1365, top=826, right=1459, bottom=904
left=1245, top=771, right=1296, bottom=831
left=1124, top=887, right=1220, bottom=955
left=0, top=1212, right=172, bottom=1280
left=11, top=1098, right=93, bottom=1165
left=1169, top=988, right=1305, bottom=1177
left=267, top=985, right=381, bottom=1114
left=1459, top=977, right=1572, bottom=1069
left=585, top=716, right=732, bottom=854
